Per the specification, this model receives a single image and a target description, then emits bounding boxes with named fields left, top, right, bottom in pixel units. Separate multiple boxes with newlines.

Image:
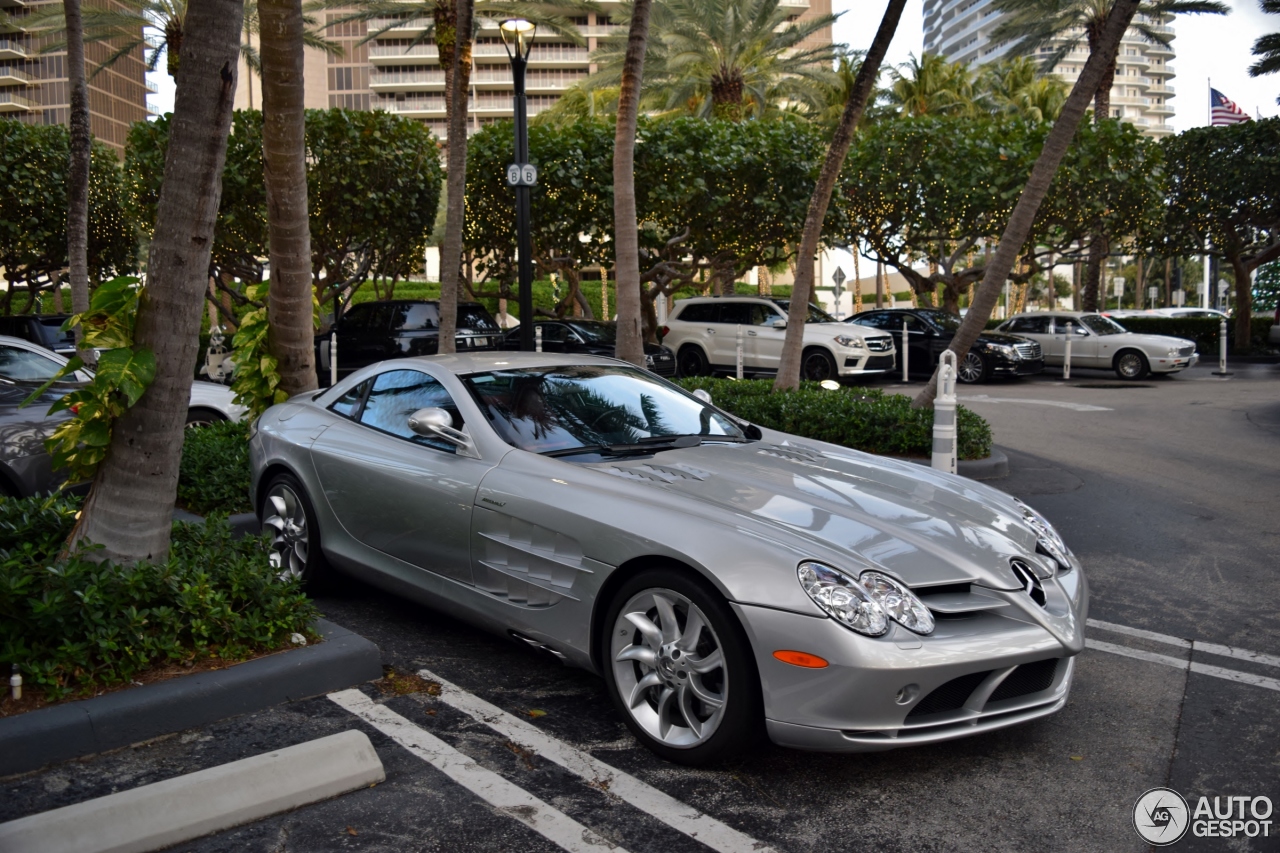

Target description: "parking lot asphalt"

left=2, top=361, right=1276, bottom=852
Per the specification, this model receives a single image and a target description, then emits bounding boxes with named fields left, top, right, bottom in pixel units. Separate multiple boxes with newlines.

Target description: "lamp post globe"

left=501, top=19, right=538, bottom=351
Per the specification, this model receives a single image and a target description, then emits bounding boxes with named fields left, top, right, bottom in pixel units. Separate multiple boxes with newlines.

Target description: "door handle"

left=706, top=328, right=715, bottom=334
left=747, top=330, right=758, bottom=336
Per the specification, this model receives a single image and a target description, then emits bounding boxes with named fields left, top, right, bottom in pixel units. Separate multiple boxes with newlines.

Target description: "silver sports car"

left=249, top=353, right=1087, bottom=765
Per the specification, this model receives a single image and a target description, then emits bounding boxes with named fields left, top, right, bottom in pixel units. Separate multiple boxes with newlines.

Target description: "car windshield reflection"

left=463, top=365, right=742, bottom=455
left=1079, top=314, right=1126, bottom=336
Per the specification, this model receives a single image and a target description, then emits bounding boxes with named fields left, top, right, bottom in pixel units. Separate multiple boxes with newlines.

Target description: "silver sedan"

left=250, top=353, right=1087, bottom=765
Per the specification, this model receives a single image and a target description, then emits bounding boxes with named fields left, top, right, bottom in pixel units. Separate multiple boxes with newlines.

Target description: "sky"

left=831, top=0, right=1279, bottom=129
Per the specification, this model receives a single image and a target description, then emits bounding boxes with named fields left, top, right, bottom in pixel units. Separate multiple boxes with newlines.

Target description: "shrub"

left=0, top=494, right=316, bottom=702
left=178, top=419, right=253, bottom=516
left=674, top=378, right=993, bottom=460
left=1116, top=316, right=1275, bottom=353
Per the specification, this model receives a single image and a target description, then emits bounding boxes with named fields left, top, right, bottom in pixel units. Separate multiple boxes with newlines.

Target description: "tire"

left=1114, top=350, right=1149, bottom=380
left=601, top=567, right=762, bottom=766
left=260, top=472, right=331, bottom=590
left=800, top=347, right=838, bottom=383
left=676, top=345, right=710, bottom=378
left=957, top=351, right=988, bottom=384
left=185, top=407, right=227, bottom=429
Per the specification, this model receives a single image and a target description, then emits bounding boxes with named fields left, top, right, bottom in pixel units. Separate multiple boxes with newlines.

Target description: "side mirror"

left=692, top=389, right=712, bottom=404
left=407, top=407, right=478, bottom=457
left=773, top=320, right=787, bottom=330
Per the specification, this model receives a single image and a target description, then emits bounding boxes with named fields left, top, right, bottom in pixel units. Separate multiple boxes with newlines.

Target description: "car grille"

left=988, top=659, right=1059, bottom=703
left=866, top=337, right=894, bottom=352
left=906, top=671, right=991, bottom=718
left=848, top=354, right=896, bottom=370
left=906, top=659, right=1060, bottom=719
left=1178, top=345, right=1195, bottom=357
left=645, top=351, right=676, bottom=376
left=1013, top=341, right=1042, bottom=360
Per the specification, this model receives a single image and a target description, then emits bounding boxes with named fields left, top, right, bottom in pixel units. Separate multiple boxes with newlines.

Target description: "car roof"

left=0, top=334, right=58, bottom=353
left=672, top=296, right=775, bottom=304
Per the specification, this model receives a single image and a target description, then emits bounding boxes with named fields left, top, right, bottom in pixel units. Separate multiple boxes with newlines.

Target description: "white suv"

left=661, top=296, right=896, bottom=382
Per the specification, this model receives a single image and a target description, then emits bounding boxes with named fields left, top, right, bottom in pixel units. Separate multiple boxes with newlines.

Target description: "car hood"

left=587, top=437, right=1041, bottom=591
left=977, top=331, right=1031, bottom=346
left=810, top=322, right=891, bottom=339
left=1116, top=333, right=1195, bottom=349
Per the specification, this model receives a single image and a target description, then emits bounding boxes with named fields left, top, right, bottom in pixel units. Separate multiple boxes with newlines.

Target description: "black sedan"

left=502, top=320, right=676, bottom=377
left=848, top=308, right=1044, bottom=383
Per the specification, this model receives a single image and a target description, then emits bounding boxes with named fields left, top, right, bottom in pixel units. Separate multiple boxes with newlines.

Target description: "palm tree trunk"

left=774, top=0, right=908, bottom=390
left=260, top=0, right=317, bottom=396
left=73, top=0, right=245, bottom=563
left=1081, top=57, right=1118, bottom=312
left=437, top=0, right=473, bottom=355
left=63, top=0, right=91, bottom=360
left=613, top=0, right=654, bottom=367
left=913, top=0, right=1141, bottom=409
left=1230, top=253, right=1253, bottom=355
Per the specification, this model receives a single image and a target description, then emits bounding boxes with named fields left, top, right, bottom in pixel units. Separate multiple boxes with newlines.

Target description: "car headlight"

left=1166, top=346, right=1180, bottom=357
left=833, top=335, right=865, bottom=349
left=1015, top=499, right=1072, bottom=569
left=797, top=562, right=935, bottom=636
left=987, top=342, right=1018, bottom=359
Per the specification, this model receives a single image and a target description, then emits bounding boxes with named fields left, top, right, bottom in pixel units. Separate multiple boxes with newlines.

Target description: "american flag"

left=1210, top=88, right=1251, bottom=126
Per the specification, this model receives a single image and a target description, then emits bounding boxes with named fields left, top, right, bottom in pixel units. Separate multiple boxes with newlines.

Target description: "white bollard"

left=1213, top=317, right=1232, bottom=376
left=901, top=317, right=909, bottom=382
left=535, top=325, right=543, bottom=353
left=931, top=350, right=958, bottom=475
left=736, top=324, right=744, bottom=379
left=1063, top=322, right=1072, bottom=380
left=329, top=332, right=337, bottom=387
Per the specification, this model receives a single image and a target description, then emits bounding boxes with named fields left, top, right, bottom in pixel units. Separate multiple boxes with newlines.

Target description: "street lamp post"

left=501, top=19, right=537, bottom=351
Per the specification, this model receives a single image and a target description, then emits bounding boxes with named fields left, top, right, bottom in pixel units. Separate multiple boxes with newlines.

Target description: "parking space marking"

left=329, top=689, right=628, bottom=853
left=420, top=668, right=777, bottom=853
left=960, top=395, right=1113, bottom=412
left=1088, top=618, right=1280, bottom=669
left=1086, top=639, right=1190, bottom=671
left=1085, top=640, right=1280, bottom=693
left=1086, top=618, right=1192, bottom=649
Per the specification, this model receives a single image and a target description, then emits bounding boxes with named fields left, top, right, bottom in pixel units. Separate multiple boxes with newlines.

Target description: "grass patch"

left=0, top=494, right=317, bottom=706
left=675, top=378, right=993, bottom=461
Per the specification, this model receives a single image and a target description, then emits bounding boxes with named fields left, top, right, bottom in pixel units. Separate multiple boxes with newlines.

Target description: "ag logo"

left=1134, top=787, right=1190, bottom=846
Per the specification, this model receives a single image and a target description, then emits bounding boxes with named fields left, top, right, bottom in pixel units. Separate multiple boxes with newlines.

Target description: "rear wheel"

left=603, top=568, right=761, bottom=766
left=676, top=345, right=710, bottom=378
left=801, top=348, right=838, bottom=382
left=1114, top=350, right=1149, bottom=380
left=185, top=407, right=226, bottom=429
left=957, top=351, right=988, bottom=384
left=260, top=472, right=330, bottom=589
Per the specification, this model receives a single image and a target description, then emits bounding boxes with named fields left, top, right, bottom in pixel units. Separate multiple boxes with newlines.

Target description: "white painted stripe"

left=329, top=690, right=626, bottom=853
left=1190, top=661, right=1280, bottom=693
left=1086, top=638, right=1190, bottom=670
left=419, top=668, right=777, bottom=853
left=1193, top=640, right=1280, bottom=671
left=1087, top=618, right=1192, bottom=649
left=961, top=395, right=1113, bottom=412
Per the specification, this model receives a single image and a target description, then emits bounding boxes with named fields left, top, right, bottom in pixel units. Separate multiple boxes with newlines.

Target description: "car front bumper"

left=990, top=356, right=1044, bottom=377
left=839, top=352, right=897, bottom=375
left=734, top=561, right=1087, bottom=753
left=1151, top=354, right=1197, bottom=372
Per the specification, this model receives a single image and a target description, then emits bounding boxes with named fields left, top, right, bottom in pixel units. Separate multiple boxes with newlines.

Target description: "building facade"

left=236, top=1, right=832, bottom=139
left=0, top=0, right=153, bottom=152
left=923, top=0, right=1176, bottom=137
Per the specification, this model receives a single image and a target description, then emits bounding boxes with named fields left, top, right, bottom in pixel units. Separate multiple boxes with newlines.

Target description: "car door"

left=535, top=323, right=571, bottom=353
left=1046, top=318, right=1098, bottom=366
left=308, top=368, right=495, bottom=584
left=902, top=315, right=933, bottom=374
left=747, top=303, right=787, bottom=372
left=713, top=302, right=753, bottom=368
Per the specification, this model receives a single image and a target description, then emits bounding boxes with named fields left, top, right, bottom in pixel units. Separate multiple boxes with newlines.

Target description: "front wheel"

left=1114, top=350, right=1149, bottom=380
left=602, top=568, right=761, bottom=766
left=957, top=351, right=988, bottom=384
left=261, top=472, right=330, bottom=589
left=801, top=348, right=838, bottom=382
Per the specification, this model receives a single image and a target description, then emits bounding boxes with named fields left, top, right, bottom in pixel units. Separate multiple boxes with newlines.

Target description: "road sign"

left=832, top=266, right=846, bottom=287
left=1147, top=286, right=1158, bottom=305
left=1111, top=277, right=1125, bottom=297
left=506, top=163, right=538, bottom=187
left=1217, top=279, right=1229, bottom=296
left=1174, top=289, right=1185, bottom=307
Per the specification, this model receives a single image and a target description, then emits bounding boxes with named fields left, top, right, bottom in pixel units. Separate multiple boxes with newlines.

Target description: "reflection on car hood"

left=977, top=331, right=1032, bottom=346
left=1119, top=333, right=1195, bottom=349
left=591, top=439, right=1037, bottom=590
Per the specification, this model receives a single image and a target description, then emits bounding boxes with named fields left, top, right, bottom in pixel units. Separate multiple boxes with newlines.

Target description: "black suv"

left=848, top=308, right=1044, bottom=383
left=317, top=300, right=501, bottom=384
left=0, top=315, right=76, bottom=355
left=501, top=320, right=676, bottom=377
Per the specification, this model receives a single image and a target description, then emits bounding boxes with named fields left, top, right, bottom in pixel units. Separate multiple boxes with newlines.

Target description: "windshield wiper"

left=543, top=434, right=735, bottom=458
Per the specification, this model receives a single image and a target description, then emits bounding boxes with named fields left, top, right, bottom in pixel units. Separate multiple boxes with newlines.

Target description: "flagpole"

left=1207, top=77, right=1211, bottom=127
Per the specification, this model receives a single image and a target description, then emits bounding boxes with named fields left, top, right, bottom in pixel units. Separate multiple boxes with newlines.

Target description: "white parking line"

left=329, top=690, right=627, bottom=853
left=420, top=667, right=777, bottom=853
left=1086, top=618, right=1191, bottom=650
left=962, top=395, right=1113, bottom=412
left=1087, top=618, right=1280, bottom=669
left=1085, top=635, right=1280, bottom=694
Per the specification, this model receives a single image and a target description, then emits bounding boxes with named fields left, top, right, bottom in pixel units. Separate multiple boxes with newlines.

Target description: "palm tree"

left=977, top=55, right=1068, bottom=120
left=613, top=0, right=654, bottom=368
left=585, top=0, right=839, bottom=121
left=1251, top=0, right=1280, bottom=102
left=886, top=53, right=976, bottom=117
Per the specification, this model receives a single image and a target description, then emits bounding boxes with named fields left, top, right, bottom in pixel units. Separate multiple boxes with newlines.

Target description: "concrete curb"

left=899, top=446, right=1009, bottom=481
left=0, top=730, right=385, bottom=853
left=0, top=619, right=382, bottom=778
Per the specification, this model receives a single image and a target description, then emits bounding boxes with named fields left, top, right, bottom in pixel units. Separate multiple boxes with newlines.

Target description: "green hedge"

left=0, top=494, right=317, bottom=702
left=674, top=378, right=992, bottom=461
left=1115, top=316, right=1274, bottom=353
left=178, top=419, right=253, bottom=516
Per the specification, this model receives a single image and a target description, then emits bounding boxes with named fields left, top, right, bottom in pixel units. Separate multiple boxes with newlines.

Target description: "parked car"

left=1152, top=307, right=1230, bottom=320
left=996, top=312, right=1198, bottom=379
left=0, top=335, right=245, bottom=498
left=251, top=352, right=1086, bottom=764
left=848, top=308, right=1044, bottom=384
left=500, top=320, right=676, bottom=377
left=317, top=300, right=501, bottom=385
left=660, top=296, right=895, bottom=382
left=0, top=314, right=77, bottom=355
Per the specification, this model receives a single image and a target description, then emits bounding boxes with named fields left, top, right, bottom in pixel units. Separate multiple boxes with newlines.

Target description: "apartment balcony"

left=0, top=89, right=34, bottom=111
left=1147, top=84, right=1175, bottom=97
left=370, top=67, right=584, bottom=93
left=370, top=42, right=589, bottom=68
left=146, top=96, right=160, bottom=114
left=145, top=78, right=159, bottom=93
left=0, top=38, right=27, bottom=60
left=0, top=65, right=30, bottom=85
left=1147, top=102, right=1175, bottom=116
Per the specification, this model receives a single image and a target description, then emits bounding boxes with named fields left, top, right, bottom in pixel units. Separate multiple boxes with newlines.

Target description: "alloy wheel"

left=1116, top=352, right=1146, bottom=379
left=801, top=351, right=835, bottom=382
left=958, top=352, right=985, bottom=383
left=610, top=588, right=728, bottom=748
left=263, top=483, right=310, bottom=581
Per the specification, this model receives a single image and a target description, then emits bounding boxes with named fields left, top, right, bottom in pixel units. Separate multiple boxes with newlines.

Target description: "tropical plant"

left=72, top=0, right=244, bottom=564
left=886, top=53, right=976, bottom=117
left=977, top=56, right=1069, bottom=120
left=1250, top=0, right=1280, bottom=102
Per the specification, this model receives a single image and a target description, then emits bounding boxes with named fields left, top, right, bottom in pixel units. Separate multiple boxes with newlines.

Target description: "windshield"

left=568, top=321, right=616, bottom=344
left=771, top=300, right=837, bottom=324
left=464, top=365, right=742, bottom=455
left=917, top=309, right=963, bottom=331
left=1079, top=314, right=1126, bottom=336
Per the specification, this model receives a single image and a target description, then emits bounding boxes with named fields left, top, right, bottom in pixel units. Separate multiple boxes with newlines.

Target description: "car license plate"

left=473, top=337, right=489, bottom=347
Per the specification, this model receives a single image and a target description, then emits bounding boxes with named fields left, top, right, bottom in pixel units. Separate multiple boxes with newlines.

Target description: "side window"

left=393, top=303, right=439, bottom=331
left=330, top=380, right=370, bottom=419
left=717, top=303, right=753, bottom=325
left=538, top=324, right=570, bottom=344
left=1009, top=317, right=1048, bottom=334
left=676, top=304, right=712, bottom=323
left=339, top=304, right=373, bottom=333
left=904, top=316, right=927, bottom=333
left=851, top=312, right=887, bottom=330
left=358, top=369, right=462, bottom=453
left=0, top=345, right=65, bottom=382
left=748, top=304, right=778, bottom=326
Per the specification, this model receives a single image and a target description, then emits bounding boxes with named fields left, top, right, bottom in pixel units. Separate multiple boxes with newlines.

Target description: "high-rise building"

left=0, top=0, right=153, bottom=153
left=923, top=0, right=1176, bottom=137
left=236, top=1, right=833, bottom=139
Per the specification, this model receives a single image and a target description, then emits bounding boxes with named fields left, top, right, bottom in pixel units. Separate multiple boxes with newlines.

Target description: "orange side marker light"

left=772, top=650, right=829, bottom=668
